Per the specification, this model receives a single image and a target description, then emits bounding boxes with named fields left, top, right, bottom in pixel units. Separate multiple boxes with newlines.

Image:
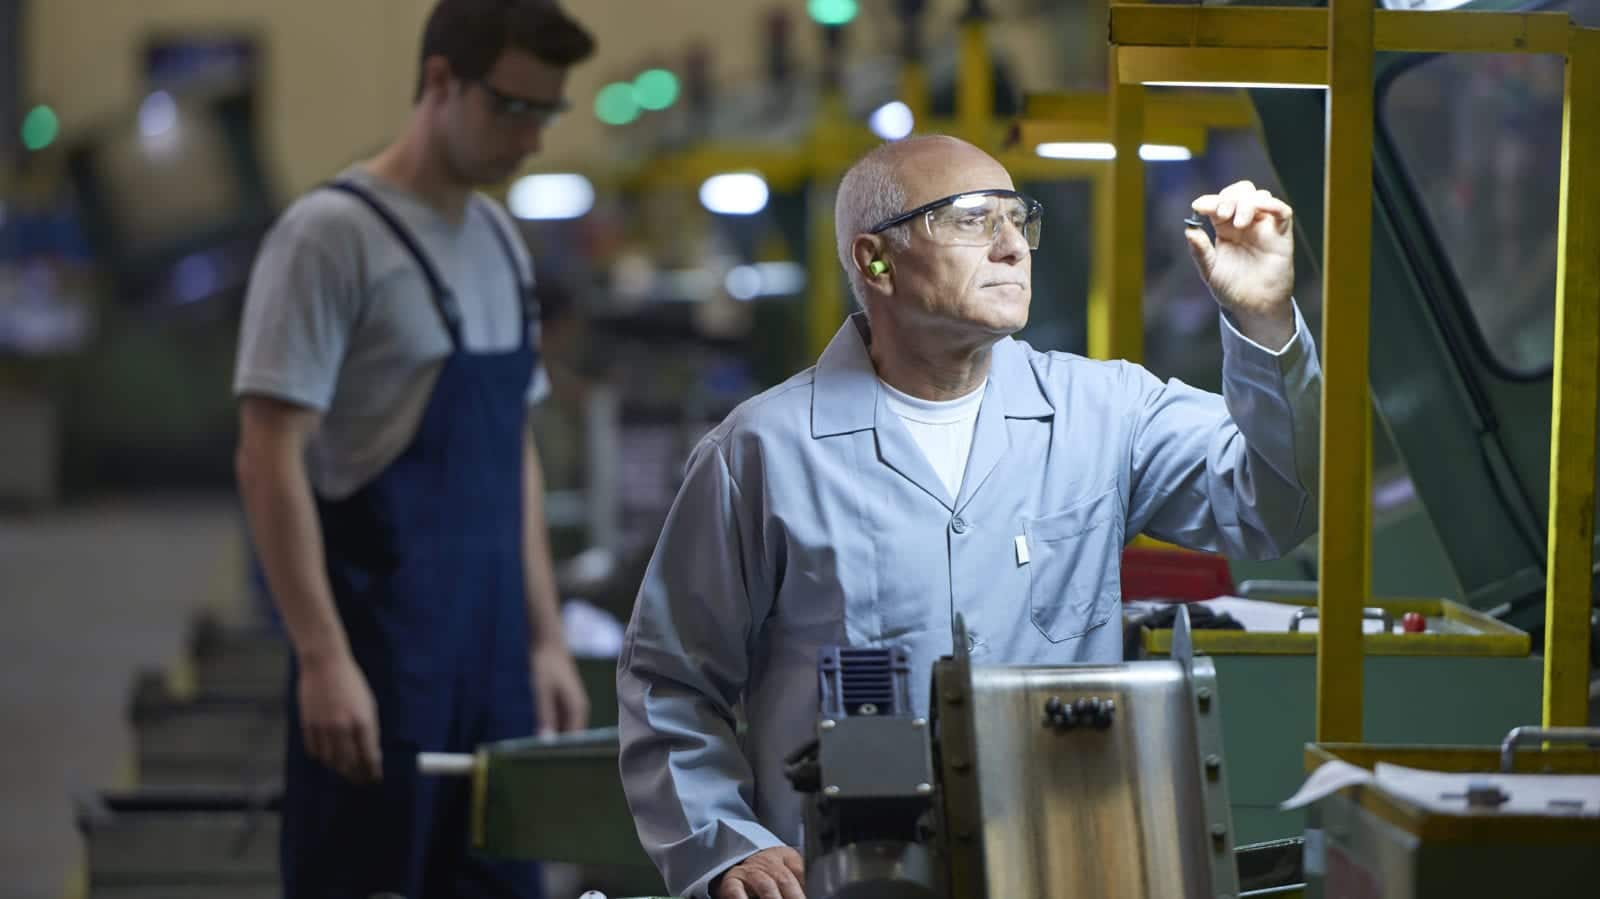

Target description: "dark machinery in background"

left=786, top=607, right=1241, bottom=899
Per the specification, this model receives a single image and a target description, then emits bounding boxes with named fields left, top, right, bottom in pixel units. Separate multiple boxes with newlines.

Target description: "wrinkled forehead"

left=894, top=142, right=1017, bottom=210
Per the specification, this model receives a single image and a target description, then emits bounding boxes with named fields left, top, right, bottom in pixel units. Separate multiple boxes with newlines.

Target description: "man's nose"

left=990, top=219, right=1029, bottom=263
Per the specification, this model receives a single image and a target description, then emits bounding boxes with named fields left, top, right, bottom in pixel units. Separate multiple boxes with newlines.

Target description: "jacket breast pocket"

left=1023, top=488, right=1125, bottom=642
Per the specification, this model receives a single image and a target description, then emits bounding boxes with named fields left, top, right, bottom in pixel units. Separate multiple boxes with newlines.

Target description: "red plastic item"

left=1120, top=547, right=1235, bottom=602
left=1402, top=611, right=1427, bottom=633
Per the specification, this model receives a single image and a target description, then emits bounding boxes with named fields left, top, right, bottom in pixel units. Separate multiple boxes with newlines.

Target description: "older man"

left=618, top=135, right=1320, bottom=899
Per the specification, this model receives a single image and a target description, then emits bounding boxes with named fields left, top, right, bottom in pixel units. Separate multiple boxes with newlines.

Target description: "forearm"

left=236, top=446, right=349, bottom=665
left=522, top=428, right=564, bottom=648
left=1227, top=304, right=1297, bottom=352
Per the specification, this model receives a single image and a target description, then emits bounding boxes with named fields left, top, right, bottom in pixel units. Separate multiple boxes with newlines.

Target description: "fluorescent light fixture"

left=139, top=91, right=179, bottom=139
left=1035, top=141, right=1116, bottom=160
left=869, top=101, right=914, bottom=141
left=1138, top=144, right=1192, bottom=162
left=725, top=261, right=807, bottom=301
left=509, top=173, right=595, bottom=220
left=699, top=173, right=769, bottom=215
left=1034, top=142, right=1193, bottom=161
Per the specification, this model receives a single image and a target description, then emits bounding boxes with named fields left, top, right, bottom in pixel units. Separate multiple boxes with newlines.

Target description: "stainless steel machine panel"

left=961, top=657, right=1234, bottom=899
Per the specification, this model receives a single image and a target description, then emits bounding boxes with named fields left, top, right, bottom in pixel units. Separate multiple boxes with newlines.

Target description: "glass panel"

left=1381, top=51, right=1564, bottom=374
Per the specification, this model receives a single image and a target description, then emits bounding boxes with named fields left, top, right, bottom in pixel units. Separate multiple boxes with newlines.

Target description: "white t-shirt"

left=879, top=378, right=988, bottom=500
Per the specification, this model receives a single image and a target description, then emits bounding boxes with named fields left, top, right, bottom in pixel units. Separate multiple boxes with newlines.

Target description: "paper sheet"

left=1281, top=760, right=1600, bottom=817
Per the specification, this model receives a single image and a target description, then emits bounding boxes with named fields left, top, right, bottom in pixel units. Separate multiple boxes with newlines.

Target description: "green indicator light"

left=808, top=0, right=858, bottom=26
left=633, top=69, right=679, bottom=111
left=595, top=82, right=639, bottom=125
left=22, top=105, right=59, bottom=151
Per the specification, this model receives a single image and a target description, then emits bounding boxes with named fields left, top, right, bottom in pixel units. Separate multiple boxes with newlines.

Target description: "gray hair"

left=834, top=142, right=910, bottom=312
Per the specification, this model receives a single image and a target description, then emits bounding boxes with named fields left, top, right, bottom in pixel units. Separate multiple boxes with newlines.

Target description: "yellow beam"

left=1112, top=6, right=1327, bottom=49
left=1115, top=45, right=1328, bottom=87
left=807, top=91, right=857, bottom=359
left=1108, top=59, right=1146, bottom=362
left=1109, top=6, right=1571, bottom=55
left=807, top=179, right=844, bottom=361
left=626, top=146, right=815, bottom=191
left=1088, top=169, right=1114, bottom=360
left=1541, top=26, right=1600, bottom=729
left=1015, top=120, right=1209, bottom=154
left=1377, top=9, right=1571, bottom=54
left=1316, top=0, right=1374, bottom=744
left=901, top=61, right=931, bottom=134
left=1023, top=89, right=1257, bottom=131
left=958, top=17, right=993, bottom=145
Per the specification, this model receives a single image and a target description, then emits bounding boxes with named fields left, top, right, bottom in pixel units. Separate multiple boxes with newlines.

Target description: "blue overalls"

left=281, top=179, right=543, bottom=899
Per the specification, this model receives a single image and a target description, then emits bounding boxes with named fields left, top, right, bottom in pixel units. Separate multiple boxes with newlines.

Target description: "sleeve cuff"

left=1220, top=301, right=1304, bottom=357
left=233, top=374, right=332, bottom=412
left=684, top=825, right=789, bottom=899
left=1219, top=300, right=1311, bottom=377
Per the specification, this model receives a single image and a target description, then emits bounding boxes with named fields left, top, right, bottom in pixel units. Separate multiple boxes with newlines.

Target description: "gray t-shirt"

left=234, top=165, right=549, bottom=499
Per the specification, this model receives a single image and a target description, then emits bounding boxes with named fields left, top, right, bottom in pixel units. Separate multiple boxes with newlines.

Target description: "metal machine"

left=1300, top=728, right=1600, bottom=898
left=784, top=606, right=1240, bottom=899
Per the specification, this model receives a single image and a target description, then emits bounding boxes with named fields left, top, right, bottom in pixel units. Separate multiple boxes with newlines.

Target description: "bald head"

left=834, top=136, right=1017, bottom=310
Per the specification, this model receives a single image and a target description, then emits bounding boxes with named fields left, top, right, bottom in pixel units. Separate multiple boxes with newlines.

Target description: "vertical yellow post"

left=1541, top=26, right=1600, bottom=729
left=808, top=92, right=850, bottom=360
left=958, top=15, right=992, bottom=145
left=1316, top=0, right=1375, bottom=743
left=1088, top=167, right=1115, bottom=360
left=808, top=178, right=843, bottom=360
left=1108, top=55, right=1145, bottom=363
left=901, top=62, right=930, bottom=135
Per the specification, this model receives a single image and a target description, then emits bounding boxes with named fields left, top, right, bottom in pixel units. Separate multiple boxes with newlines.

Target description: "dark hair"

left=415, top=0, right=596, bottom=101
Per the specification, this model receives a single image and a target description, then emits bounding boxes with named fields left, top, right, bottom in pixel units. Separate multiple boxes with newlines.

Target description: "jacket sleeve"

left=1125, top=301, right=1321, bottom=559
left=617, top=436, right=786, bottom=897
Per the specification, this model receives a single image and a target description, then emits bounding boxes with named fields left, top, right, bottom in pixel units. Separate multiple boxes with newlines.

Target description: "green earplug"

left=868, top=259, right=889, bottom=276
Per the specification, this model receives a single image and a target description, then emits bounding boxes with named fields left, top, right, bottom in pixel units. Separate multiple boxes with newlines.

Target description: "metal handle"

left=418, top=752, right=476, bottom=776
left=1287, top=607, right=1394, bottom=633
left=1236, top=579, right=1319, bottom=599
left=1499, top=726, right=1600, bottom=772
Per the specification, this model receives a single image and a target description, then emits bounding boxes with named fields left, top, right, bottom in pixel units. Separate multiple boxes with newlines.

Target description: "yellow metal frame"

left=1304, top=743, right=1600, bottom=843
left=1140, top=598, right=1529, bottom=657
left=1110, top=4, right=1600, bottom=738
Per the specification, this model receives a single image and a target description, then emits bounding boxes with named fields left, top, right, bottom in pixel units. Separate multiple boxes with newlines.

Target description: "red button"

left=1402, top=612, right=1426, bottom=633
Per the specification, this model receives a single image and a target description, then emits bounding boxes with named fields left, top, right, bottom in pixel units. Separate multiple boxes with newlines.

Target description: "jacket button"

left=951, top=517, right=969, bottom=534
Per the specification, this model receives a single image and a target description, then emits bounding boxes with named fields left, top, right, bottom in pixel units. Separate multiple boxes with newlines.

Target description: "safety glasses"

left=867, top=189, right=1043, bottom=249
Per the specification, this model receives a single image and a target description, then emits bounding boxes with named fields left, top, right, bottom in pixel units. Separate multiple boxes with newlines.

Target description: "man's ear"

left=420, top=56, right=454, bottom=102
left=852, top=235, right=890, bottom=287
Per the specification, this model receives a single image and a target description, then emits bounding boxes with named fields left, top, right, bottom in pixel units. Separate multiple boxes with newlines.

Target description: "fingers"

left=1191, top=184, right=1292, bottom=232
left=1185, top=226, right=1216, bottom=281
left=718, top=849, right=807, bottom=899
left=356, top=718, right=383, bottom=783
left=563, top=680, right=591, bottom=731
left=1256, top=192, right=1294, bottom=232
left=780, top=847, right=806, bottom=880
left=303, top=715, right=382, bottom=783
left=776, top=863, right=806, bottom=899
left=715, top=874, right=749, bottom=899
left=535, top=679, right=556, bottom=738
left=734, top=868, right=802, bottom=899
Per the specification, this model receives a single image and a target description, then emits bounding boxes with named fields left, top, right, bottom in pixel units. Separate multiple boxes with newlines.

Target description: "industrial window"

left=1380, top=51, right=1565, bottom=376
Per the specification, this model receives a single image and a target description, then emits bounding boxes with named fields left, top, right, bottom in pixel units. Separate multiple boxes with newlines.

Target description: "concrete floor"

left=0, top=492, right=246, bottom=899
